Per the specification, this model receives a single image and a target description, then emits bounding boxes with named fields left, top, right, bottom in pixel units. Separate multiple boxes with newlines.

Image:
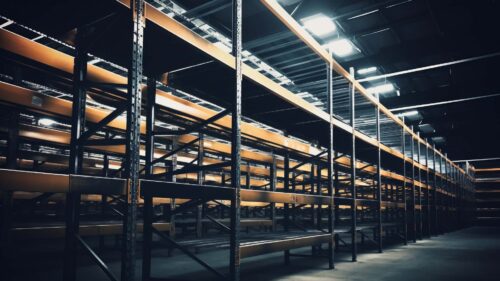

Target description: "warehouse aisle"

left=8, top=227, right=500, bottom=280
left=240, top=227, right=500, bottom=281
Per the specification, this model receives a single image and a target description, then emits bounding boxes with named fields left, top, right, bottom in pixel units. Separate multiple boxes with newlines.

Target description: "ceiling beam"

left=389, top=92, right=500, bottom=112
left=359, top=51, right=500, bottom=82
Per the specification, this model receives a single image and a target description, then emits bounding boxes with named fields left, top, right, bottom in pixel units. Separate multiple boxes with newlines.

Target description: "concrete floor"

left=7, top=227, right=500, bottom=281
left=239, top=227, right=500, bottom=281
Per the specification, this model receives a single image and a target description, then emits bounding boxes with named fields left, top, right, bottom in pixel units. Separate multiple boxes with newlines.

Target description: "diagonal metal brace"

left=205, top=214, right=231, bottom=233
left=155, top=109, right=230, bottom=137
left=290, top=150, right=327, bottom=172
left=144, top=137, right=199, bottom=171
left=75, top=234, right=118, bottom=281
left=152, top=227, right=227, bottom=280
left=78, top=102, right=128, bottom=144
left=170, top=161, right=231, bottom=175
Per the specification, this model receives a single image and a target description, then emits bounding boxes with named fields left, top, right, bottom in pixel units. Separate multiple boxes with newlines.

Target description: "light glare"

left=398, top=110, right=419, bottom=117
left=302, top=14, right=336, bottom=37
left=325, top=39, right=354, bottom=57
left=367, top=83, right=394, bottom=94
left=357, top=66, right=377, bottom=75
left=39, top=118, right=56, bottom=126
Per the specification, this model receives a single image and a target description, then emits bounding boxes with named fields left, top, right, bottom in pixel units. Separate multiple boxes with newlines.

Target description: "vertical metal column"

left=270, top=154, right=277, bottom=232
left=196, top=133, right=204, bottom=238
left=64, top=28, right=88, bottom=281
left=145, top=77, right=156, bottom=179
left=334, top=151, right=340, bottom=251
left=416, top=133, right=422, bottom=240
left=410, top=128, right=416, bottom=243
left=284, top=152, right=290, bottom=264
left=349, top=67, right=357, bottom=262
left=375, top=93, right=382, bottom=253
left=100, top=138, right=110, bottom=250
left=401, top=118, right=408, bottom=245
left=438, top=154, right=443, bottom=234
left=229, top=0, right=242, bottom=279
left=142, top=77, right=156, bottom=281
left=122, top=0, right=145, bottom=280
left=168, top=138, right=177, bottom=239
left=326, top=61, right=335, bottom=269
left=444, top=154, right=449, bottom=232
left=425, top=142, right=431, bottom=237
left=445, top=156, right=457, bottom=231
left=316, top=163, right=322, bottom=229
left=310, top=162, right=316, bottom=229
left=142, top=192, right=153, bottom=281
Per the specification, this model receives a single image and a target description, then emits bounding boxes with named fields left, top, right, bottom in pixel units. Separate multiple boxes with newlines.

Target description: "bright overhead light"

left=432, top=136, right=446, bottom=144
left=301, top=14, right=336, bottom=37
left=398, top=110, right=419, bottom=117
left=325, top=39, right=354, bottom=57
left=357, top=67, right=377, bottom=75
left=366, top=83, right=394, bottom=95
left=39, top=118, right=56, bottom=126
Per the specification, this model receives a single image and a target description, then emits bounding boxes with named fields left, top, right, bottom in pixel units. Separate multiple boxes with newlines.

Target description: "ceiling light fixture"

left=325, top=39, right=354, bottom=57
left=357, top=66, right=377, bottom=75
left=366, top=83, right=394, bottom=95
left=398, top=110, right=419, bottom=117
left=301, top=14, right=336, bottom=37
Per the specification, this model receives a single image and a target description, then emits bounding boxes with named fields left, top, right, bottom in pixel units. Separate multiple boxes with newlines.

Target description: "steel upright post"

left=334, top=151, right=340, bottom=251
left=349, top=67, right=357, bottom=262
left=270, top=154, right=277, bottom=232
left=100, top=136, right=110, bottom=251
left=197, top=132, right=205, bottom=238
left=145, top=77, right=156, bottom=179
left=439, top=154, right=444, bottom=234
left=142, top=77, right=156, bottom=281
left=327, top=61, right=335, bottom=268
left=284, top=152, right=290, bottom=264
left=444, top=154, right=449, bottom=232
left=316, top=163, right=322, bottom=229
left=64, top=27, right=88, bottom=281
left=310, top=162, right=316, bottom=229
left=121, top=0, right=145, bottom=280
left=410, top=128, right=416, bottom=243
left=443, top=155, right=451, bottom=232
left=401, top=117, right=408, bottom=245
left=375, top=93, right=382, bottom=253
left=229, top=0, right=242, bottom=280
left=417, top=133, right=422, bottom=240
left=425, top=142, right=430, bottom=237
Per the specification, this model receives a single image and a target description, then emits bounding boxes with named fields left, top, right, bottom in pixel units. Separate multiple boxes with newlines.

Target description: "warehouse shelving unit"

left=0, top=1, right=474, bottom=281
left=474, top=166, right=500, bottom=226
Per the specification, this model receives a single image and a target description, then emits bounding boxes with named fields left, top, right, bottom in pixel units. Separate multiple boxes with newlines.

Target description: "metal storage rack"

left=0, top=1, right=475, bottom=281
left=473, top=165, right=500, bottom=226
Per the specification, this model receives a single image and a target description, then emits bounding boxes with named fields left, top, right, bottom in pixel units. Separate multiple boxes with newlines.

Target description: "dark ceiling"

left=173, top=0, right=500, bottom=161
left=1, top=0, right=498, bottom=162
